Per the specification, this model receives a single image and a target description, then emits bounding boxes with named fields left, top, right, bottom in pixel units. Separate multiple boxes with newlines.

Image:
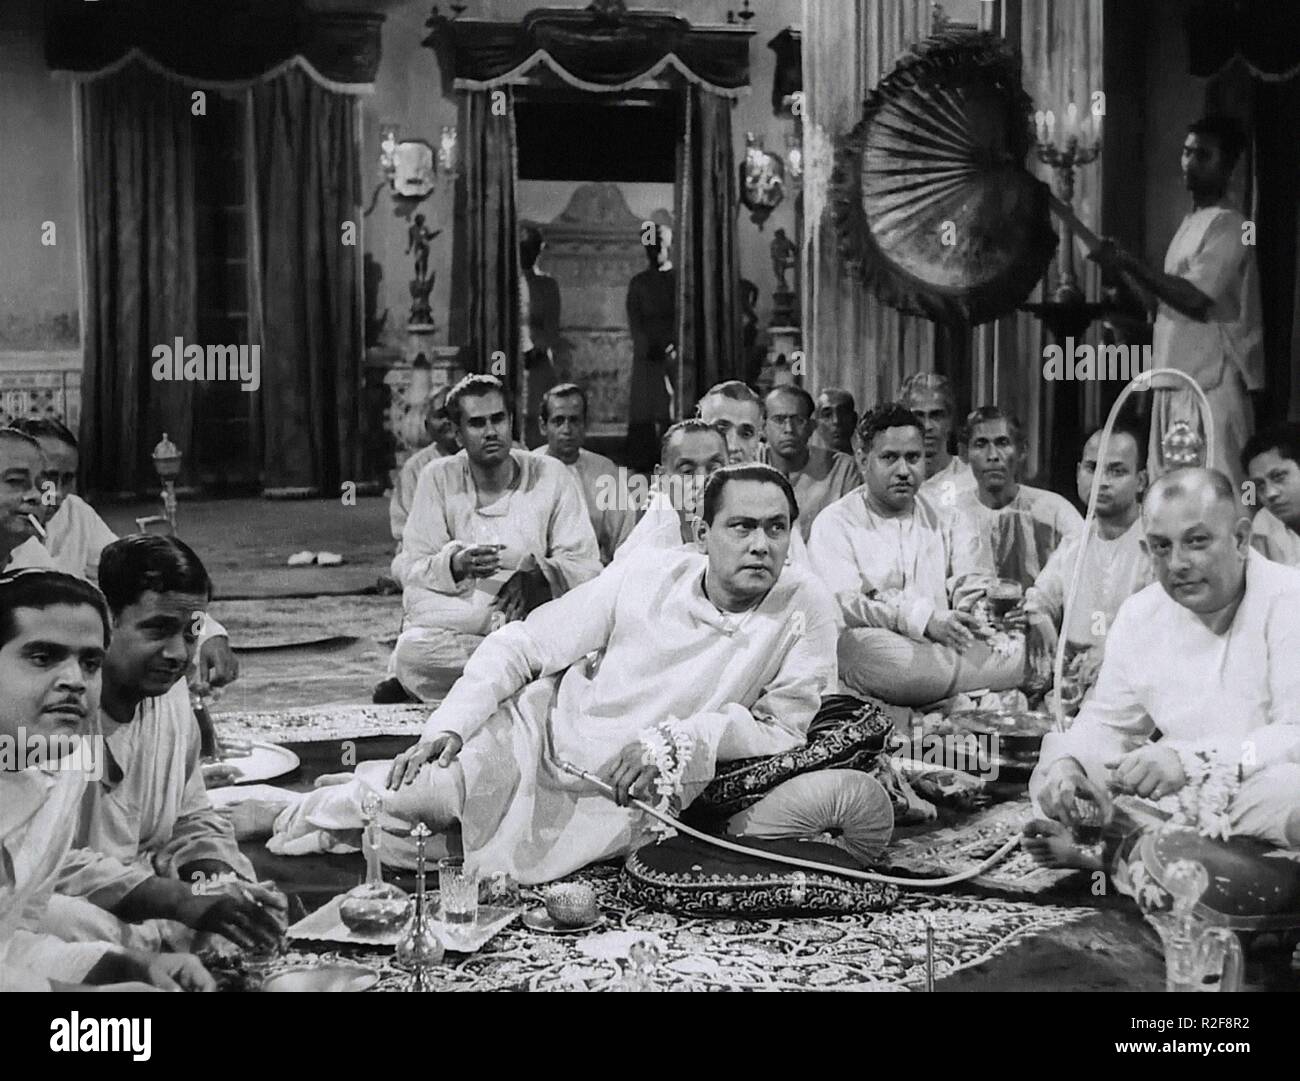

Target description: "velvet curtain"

left=450, top=88, right=520, bottom=415
left=803, top=0, right=936, bottom=415
left=78, top=61, right=196, bottom=495
left=677, top=84, right=742, bottom=410
left=977, top=0, right=1105, bottom=486
left=249, top=67, right=363, bottom=494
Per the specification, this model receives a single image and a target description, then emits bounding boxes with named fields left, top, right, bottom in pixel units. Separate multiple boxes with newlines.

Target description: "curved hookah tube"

left=555, top=760, right=1022, bottom=888
left=1051, top=367, right=1215, bottom=732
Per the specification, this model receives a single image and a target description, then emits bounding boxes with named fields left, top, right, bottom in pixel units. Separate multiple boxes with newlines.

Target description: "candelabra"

left=134, top=434, right=181, bottom=535
left=1032, top=103, right=1103, bottom=305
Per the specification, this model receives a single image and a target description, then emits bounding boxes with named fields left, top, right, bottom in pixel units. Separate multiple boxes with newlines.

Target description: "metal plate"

left=206, top=740, right=300, bottom=786
left=260, top=964, right=379, bottom=993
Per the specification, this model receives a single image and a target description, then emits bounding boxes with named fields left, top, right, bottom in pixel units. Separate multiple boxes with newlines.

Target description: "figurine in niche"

left=520, top=224, right=562, bottom=449
left=739, top=132, right=786, bottom=228
left=739, top=278, right=763, bottom=384
left=770, top=227, right=797, bottom=325
left=406, top=214, right=441, bottom=327
left=625, top=222, right=676, bottom=474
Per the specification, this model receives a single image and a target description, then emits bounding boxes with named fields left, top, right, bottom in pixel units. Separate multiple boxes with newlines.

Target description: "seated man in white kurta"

left=531, top=383, right=634, bottom=565
left=1029, top=469, right=1300, bottom=854
left=1024, top=424, right=1151, bottom=705
left=261, top=465, right=839, bottom=884
left=810, top=404, right=1022, bottom=707
left=389, top=375, right=603, bottom=702
left=389, top=387, right=460, bottom=552
left=951, top=407, right=1084, bottom=590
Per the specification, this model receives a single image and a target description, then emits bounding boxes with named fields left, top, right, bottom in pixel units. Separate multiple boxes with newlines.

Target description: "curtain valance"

left=424, top=7, right=751, bottom=96
left=46, top=0, right=382, bottom=90
left=1186, top=0, right=1300, bottom=82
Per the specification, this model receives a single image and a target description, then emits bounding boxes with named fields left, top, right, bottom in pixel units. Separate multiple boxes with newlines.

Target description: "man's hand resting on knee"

left=387, top=732, right=463, bottom=789
left=1037, top=757, right=1113, bottom=827
left=925, top=610, right=979, bottom=653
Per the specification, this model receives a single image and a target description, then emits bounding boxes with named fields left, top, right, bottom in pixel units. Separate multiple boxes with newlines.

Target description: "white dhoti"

left=1227, top=762, right=1300, bottom=849
left=391, top=625, right=485, bottom=701
left=838, top=628, right=1024, bottom=707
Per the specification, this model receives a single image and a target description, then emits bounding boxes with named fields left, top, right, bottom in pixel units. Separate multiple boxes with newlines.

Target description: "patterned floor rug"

left=213, top=704, right=430, bottom=744
left=243, top=866, right=1090, bottom=993
left=885, top=799, right=1078, bottom=897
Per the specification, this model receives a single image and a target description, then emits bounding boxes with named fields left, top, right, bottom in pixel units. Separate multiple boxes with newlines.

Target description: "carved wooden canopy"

left=423, top=4, right=752, bottom=95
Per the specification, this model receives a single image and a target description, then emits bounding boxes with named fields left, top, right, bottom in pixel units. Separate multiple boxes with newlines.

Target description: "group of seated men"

left=5, top=368, right=1300, bottom=988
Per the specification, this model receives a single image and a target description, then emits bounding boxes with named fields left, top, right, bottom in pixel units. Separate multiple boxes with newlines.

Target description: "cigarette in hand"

left=25, top=514, right=47, bottom=540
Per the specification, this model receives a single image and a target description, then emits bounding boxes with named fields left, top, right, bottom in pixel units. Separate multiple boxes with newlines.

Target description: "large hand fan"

left=831, top=28, right=1058, bottom=326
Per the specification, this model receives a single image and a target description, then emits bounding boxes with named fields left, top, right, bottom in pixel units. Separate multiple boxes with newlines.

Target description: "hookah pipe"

left=1050, top=367, right=1215, bottom=733
left=554, top=759, right=1021, bottom=888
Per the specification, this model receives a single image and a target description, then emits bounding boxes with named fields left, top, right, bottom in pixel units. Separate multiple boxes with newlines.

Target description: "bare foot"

left=1022, top=818, right=1105, bottom=871
left=219, top=798, right=292, bottom=841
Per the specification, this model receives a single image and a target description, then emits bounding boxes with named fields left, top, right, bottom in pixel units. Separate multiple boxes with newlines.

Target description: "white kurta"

left=1, top=765, right=114, bottom=991
left=1025, top=519, right=1151, bottom=649
left=808, top=488, right=981, bottom=638
left=531, top=447, right=635, bottom=564
left=58, top=681, right=253, bottom=906
left=393, top=448, right=603, bottom=635
left=1250, top=507, right=1300, bottom=568
left=1031, top=553, right=1300, bottom=806
left=781, top=446, right=861, bottom=542
left=274, top=548, right=840, bottom=883
left=952, top=484, right=1084, bottom=590
left=1151, top=203, right=1263, bottom=489
left=4, top=537, right=55, bottom=570
left=390, top=442, right=449, bottom=544
left=45, top=495, right=118, bottom=580
left=919, top=456, right=976, bottom=505
left=422, top=547, right=839, bottom=882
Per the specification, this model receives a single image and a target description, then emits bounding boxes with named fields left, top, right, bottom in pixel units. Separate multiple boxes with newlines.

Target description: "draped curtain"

left=977, top=0, right=1105, bottom=486
left=449, top=88, right=520, bottom=415
left=78, top=61, right=196, bottom=495
left=677, top=84, right=742, bottom=410
left=803, top=0, right=935, bottom=414
left=249, top=66, right=364, bottom=494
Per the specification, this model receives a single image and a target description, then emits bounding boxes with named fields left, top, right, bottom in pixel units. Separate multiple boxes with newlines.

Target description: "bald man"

left=1030, top=468, right=1300, bottom=850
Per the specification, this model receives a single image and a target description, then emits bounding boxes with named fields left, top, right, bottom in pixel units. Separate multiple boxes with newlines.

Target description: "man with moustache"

left=1088, top=116, right=1262, bottom=493
left=0, top=428, right=55, bottom=571
left=809, top=404, right=1021, bottom=706
left=810, top=388, right=857, bottom=457
left=1024, top=424, right=1151, bottom=701
left=532, top=384, right=634, bottom=565
left=385, top=374, right=603, bottom=702
left=1242, top=424, right=1300, bottom=567
left=0, top=568, right=214, bottom=991
left=763, top=385, right=860, bottom=543
left=254, top=465, right=839, bottom=885
left=951, top=407, right=1083, bottom=590
left=1029, top=468, right=1300, bottom=855
left=899, top=372, right=974, bottom=505
left=52, top=535, right=284, bottom=955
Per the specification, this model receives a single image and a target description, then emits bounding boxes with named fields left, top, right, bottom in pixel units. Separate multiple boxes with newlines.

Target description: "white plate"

left=522, top=906, right=605, bottom=935
left=206, top=740, right=300, bottom=786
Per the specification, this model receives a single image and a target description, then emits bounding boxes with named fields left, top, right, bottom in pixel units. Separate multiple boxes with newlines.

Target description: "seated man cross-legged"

left=809, top=403, right=1023, bottom=707
left=1028, top=468, right=1300, bottom=867
left=249, top=465, right=845, bottom=885
left=386, top=374, right=603, bottom=702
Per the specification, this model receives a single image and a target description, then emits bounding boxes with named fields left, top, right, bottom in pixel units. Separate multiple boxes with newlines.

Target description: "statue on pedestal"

left=770, top=227, right=797, bottom=326
left=406, top=213, right=441, bottom=327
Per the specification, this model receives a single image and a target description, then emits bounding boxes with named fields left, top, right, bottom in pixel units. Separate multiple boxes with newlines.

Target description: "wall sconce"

left=366, top=123, right=439, bottom=216
left=379, top=123, right=401, bottom=184
left=784, top=126, right=803, bottom=183
left=437, top=125, right=459, bottom=178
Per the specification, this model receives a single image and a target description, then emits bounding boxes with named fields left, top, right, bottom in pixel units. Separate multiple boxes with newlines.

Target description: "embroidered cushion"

left=725, top=770, right=895, bottom=865
left=622, top=833, right=898, bottom=917
left=687, top=695, right=894, bottom=822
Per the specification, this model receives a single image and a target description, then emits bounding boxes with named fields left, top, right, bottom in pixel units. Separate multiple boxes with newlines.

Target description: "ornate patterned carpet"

left=243, top=865, right=1090, bottom=993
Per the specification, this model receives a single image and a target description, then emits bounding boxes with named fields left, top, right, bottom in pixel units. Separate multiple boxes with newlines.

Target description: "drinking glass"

left=986, top=579, right=1023, bottom=629
left=438, top=859, right=479, bottom=925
